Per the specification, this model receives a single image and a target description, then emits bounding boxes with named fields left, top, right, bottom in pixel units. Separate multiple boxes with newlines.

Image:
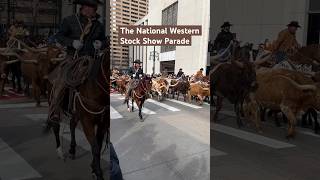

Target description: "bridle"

left=133, top=78, right=150, bottom=99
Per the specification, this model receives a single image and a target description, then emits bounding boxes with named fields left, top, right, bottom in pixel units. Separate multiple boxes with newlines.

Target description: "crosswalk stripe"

left=166, top=99, right=202, bottom=109
left=0, top=102, right=48, bottom=109
left=211, top=148, right=227, bottom=157
left=0, top=138, right=42, bottom=180
left=128, top=103, right=156, bottom=115
left=24, top=115, right=109, bottom=161
left=212, top=124, right=296, bottom=149
left=111, top=106, right=123, bottom=119
left=146, top=99, right=180, bottom=112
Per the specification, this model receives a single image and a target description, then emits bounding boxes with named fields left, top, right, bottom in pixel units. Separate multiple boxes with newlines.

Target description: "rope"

left=73, top=92, right=106, bottom=115
left=133, top=90, right=144, bottom=99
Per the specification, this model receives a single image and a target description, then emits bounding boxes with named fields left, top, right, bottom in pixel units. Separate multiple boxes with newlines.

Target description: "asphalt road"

left=0, top=92, right=210, bottom=180
left=211, top=105, right=320, bottom=180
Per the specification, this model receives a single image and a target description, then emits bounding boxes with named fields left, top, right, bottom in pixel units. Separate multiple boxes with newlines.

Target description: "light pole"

left=149, top=48, right=159, bottom=75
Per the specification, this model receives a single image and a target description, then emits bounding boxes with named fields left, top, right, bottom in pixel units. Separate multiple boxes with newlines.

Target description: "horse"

left=125, top=76, right=152, bottom=121
left=48, top=52, right=110, bottom=180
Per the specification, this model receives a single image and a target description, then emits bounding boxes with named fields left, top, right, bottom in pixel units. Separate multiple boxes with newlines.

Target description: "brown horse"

left=49, top=52, right=110, bottom=180
left=125, top=76, right=152, bottom=121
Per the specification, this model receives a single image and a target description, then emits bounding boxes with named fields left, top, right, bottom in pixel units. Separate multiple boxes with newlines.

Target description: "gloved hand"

left=93, top=40, right=102, bottom=50
left=72, top=40, right=83, bottom=50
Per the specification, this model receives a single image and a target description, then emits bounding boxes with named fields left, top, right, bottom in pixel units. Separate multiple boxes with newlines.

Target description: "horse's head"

left=141, top=75, right=153, bottom=92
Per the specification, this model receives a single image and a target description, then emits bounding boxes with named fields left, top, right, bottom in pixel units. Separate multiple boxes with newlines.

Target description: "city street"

left=0, top=91, right=210, bottom=180
left=211, top=106, right=320, bottom=180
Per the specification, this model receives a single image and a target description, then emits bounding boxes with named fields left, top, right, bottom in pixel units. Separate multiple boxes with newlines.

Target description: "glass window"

left=161, top=2, right=178, bottom=53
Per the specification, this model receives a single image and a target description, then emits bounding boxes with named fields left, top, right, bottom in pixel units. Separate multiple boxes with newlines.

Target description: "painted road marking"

left=211, top=148, right=227, bottom=157
left=0, top=102, right=48, bottom=109
left=146, top=99, right=180, bottom=112
left=111, top=106, right=123, bottom=119
left=167, top=99, right=202, bottom=109
left=212, top=124, right=296, bottom=149
left=0, top=138, right=42, bottom=180
left=25, top=115, right=109, bottom=161
left=128, top=103, right=156, bottom=115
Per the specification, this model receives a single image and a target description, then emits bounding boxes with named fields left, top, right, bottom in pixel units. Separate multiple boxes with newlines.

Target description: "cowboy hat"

left=287, top=21, right=301, bottom=28
left=221, top=22, right=232, bottom=28
left=73, top=0, right=103, bottom=6
left=133, top=60, right=142, bottom=64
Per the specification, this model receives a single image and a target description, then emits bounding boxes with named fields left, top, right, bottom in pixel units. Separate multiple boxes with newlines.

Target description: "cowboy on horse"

left=48, top=0, right=106, bottom=124
left=124, top=59, right=144, bottom=102
left=46, top=1, right=124, bottom=179
left=272, top=21, right=301, bottom=63
left=213, top=22, right=234, bottom=52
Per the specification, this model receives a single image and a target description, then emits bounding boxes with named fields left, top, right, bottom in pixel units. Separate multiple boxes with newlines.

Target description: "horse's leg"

left=69, top=117, right=78, bottom=160
left=32, top=79, right=41, bottom=107
left=131, top=98, right=134, bottom=112
left=81, top=117, right=104, bottom=179
left=234, top=103, right=243, bottom=128
left=213, top=96, right=223, bottom=122
left=137, top=100, right=143, bottom=121
left=51, top=122, right=65, bottom=160
left=94, top=122, right=108, bottom=180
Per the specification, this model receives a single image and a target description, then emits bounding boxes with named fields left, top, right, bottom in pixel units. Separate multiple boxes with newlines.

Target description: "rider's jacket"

left=177, top=71, right=184, bottom=78
left=273, top=29, right=299, bottom=54
left=128, top=67, right=143, bottom=79
left=213, top=30, right=234, bottom=51
left=55, top=13, right=106, bottom=57
left=194, top=70, right=204, bottom=80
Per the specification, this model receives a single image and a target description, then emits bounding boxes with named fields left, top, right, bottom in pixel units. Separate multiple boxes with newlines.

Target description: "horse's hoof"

left=127, top=108, right=131, bottom=112
left=56, top=147, right=66, bottom=161
left=69, top=153, right=76, bottom=160
left=140, top=118, right=144, bottom=122
left=92, top=173, right=104, bottom=180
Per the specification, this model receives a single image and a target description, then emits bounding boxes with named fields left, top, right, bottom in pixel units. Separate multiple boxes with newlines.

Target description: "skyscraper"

left=110, top=0, right=148, bottom=69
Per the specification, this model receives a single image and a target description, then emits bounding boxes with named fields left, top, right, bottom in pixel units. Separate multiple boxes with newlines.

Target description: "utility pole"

left=153, top=46, right=155, bottom=74
left=32, top=0, right=39, bottom=36
left=7, top=0, right=11, bottom=27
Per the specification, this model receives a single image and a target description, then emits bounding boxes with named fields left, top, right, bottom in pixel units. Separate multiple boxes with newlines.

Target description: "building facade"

left=0, top=0, right=107, bottom=36
left=210, top=0, right=320, bottom=46
left=0, top=0, right=64, bottom=35
left=110, top=0, right=149, bottom=69
left=130, top=0, right=210, bottom=75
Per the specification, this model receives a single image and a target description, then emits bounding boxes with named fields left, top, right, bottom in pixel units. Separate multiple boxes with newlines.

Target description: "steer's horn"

left=5, top=59, right=20, bottom=64
left=51, top=57, right=65, bottom=62
left=21, top=60, right=38, bottom=64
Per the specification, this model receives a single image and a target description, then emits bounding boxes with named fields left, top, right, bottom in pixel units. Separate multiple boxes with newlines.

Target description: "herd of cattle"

left=210, top=41, right=320, bottom=138
left=1, top=38, right=320, bottom=139
left=111, top=72, right=210, bottom=105
left=0, top=38, right=66, bottom=105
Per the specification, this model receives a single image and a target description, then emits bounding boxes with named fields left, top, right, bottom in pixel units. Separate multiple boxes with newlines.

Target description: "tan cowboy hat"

left=73, top=0, right=103, bottom=6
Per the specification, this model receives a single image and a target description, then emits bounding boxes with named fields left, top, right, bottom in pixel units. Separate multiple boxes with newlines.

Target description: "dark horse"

left=48, top=52, right=110, bottom=180
left=125, top=76, right=152, bottom=121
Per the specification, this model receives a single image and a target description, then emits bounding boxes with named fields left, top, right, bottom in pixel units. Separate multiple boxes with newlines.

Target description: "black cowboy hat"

left=73, top=0, right=103, bottom=6
left=221, top=22, right=232, bottom=28
left=287, top=21, right=301, bottom=28
left=133, top=60, right=142, bottom=64
left=200, top=68, right=204, bottom=71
